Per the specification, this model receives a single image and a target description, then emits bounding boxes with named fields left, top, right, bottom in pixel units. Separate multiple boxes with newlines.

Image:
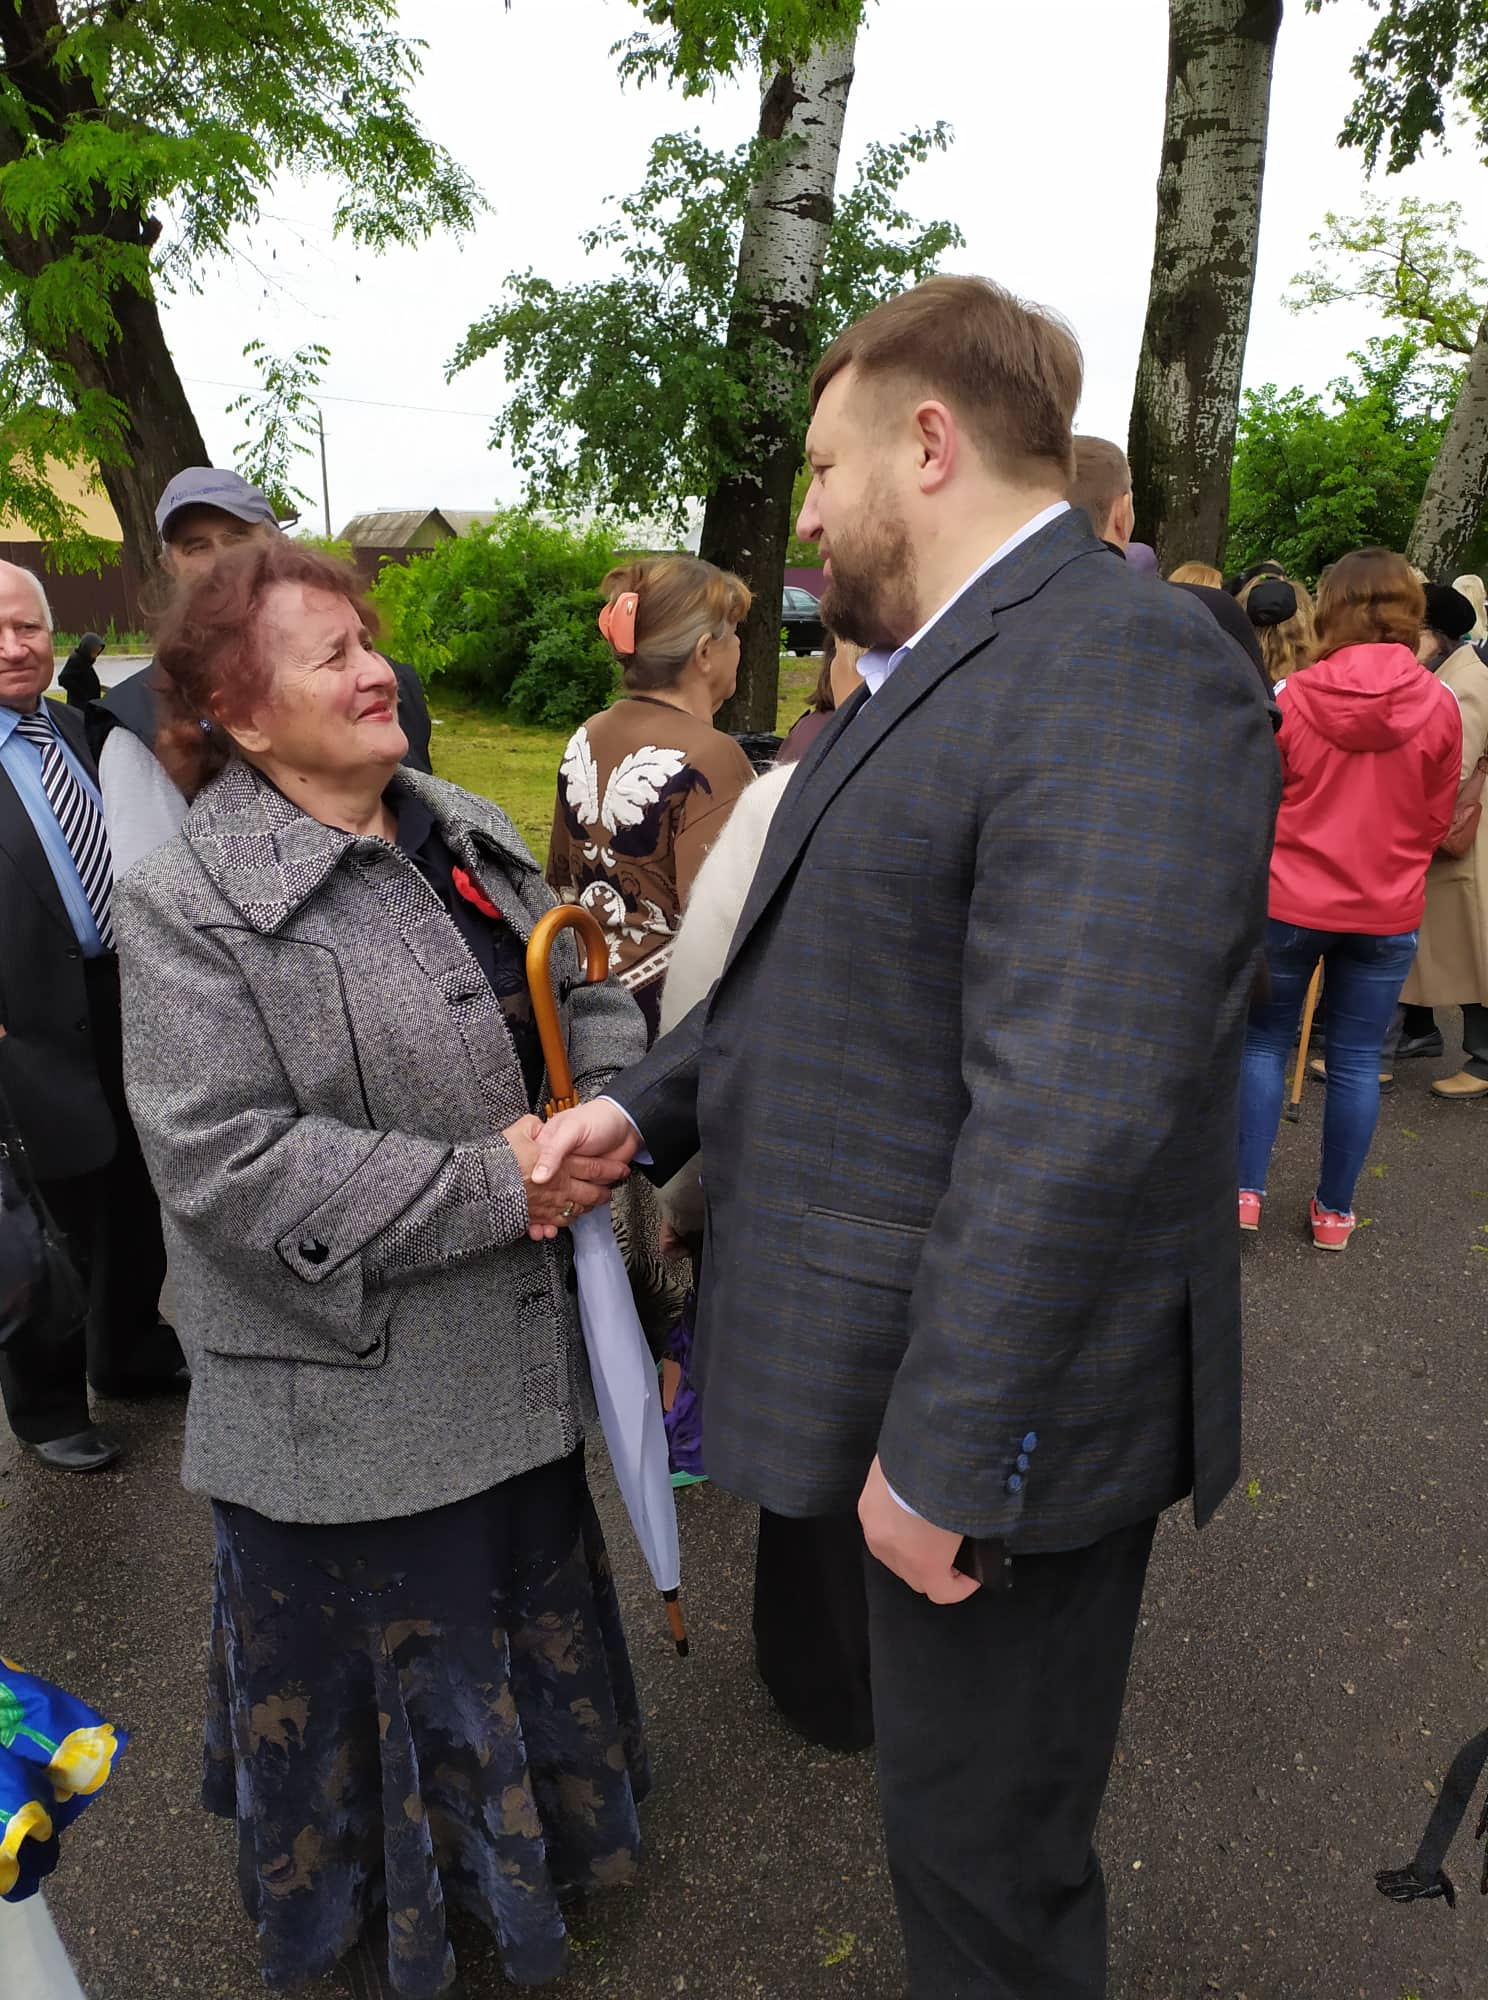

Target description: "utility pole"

left=317, top=407, right=332, bottom=539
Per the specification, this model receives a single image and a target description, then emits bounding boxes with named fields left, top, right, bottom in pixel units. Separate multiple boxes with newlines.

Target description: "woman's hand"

left=502, top=1115, right=631, bottom=1242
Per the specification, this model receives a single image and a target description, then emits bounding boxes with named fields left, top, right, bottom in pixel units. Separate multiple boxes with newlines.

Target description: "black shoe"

left=1395, top=1031, right=1445, bottom=1060
left=28, top=1427, right=124, bottom=1472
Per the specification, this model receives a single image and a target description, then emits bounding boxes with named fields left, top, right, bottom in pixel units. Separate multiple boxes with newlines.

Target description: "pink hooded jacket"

left=1269, top=642, right=1462, bottom=935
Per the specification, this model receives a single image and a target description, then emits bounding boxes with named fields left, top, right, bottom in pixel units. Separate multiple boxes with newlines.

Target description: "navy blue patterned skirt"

left=203, top=1450, right=650, bottom=1994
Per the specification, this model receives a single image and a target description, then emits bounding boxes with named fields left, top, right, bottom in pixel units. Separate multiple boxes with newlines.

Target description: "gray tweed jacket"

left=114, top=759, right=647, bottom=1524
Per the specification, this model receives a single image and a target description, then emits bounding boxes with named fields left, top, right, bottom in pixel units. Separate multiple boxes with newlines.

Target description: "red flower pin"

left=451, top=866, right=501, bottom=920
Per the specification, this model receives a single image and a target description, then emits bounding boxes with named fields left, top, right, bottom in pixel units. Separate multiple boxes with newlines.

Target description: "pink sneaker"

left=1309, top=1198, right=1355, bottom=1252
left=1238, top=1191, right=1262, bottom=1233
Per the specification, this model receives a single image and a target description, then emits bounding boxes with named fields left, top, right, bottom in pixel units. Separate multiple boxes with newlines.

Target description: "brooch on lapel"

left=451, top=866, right=501, bottom=920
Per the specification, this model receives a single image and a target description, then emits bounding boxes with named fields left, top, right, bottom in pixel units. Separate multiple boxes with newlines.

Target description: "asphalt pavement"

left=5, top=1021, right=1488, bottom=2000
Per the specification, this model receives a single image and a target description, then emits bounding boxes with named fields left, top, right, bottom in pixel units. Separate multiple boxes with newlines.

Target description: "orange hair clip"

left=598, top=591, right=639, bottom=657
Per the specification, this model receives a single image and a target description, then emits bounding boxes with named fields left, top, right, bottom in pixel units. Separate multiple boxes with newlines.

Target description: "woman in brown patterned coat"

left=547, top=557, right=756, bottom=1044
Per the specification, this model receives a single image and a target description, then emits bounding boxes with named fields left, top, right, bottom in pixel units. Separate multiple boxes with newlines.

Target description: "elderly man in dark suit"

left=534, top=276, right=1279, bottom=1997
left=0, top=561, right=183, bottom=1471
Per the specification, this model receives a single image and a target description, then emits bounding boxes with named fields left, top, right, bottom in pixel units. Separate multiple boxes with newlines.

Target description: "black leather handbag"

left=0, top=1079, right=85, bottom=1352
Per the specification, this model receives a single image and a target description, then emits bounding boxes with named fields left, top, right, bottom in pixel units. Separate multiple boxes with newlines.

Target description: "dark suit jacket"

left=0, top=698, right=118, bottom=1181
left=615, top=510, right=1281, bottom=1553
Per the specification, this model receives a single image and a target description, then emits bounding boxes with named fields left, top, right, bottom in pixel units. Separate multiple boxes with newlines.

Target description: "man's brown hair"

left=810, top=275, right=1081, bottom=484
left=1313, top=547, right=1425, bottom=656
left=1069, top=436, right=1132, bottom=538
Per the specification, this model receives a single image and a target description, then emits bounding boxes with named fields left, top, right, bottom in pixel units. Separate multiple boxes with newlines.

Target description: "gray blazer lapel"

left=726, top=510, right=1102, bottom=980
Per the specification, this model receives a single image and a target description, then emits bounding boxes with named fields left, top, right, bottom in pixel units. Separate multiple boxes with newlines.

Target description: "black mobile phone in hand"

left=955, top=1536, right=1012, bottom=1591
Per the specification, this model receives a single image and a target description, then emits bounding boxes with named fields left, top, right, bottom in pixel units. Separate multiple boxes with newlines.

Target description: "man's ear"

left=1113, top=491, right=1136, bottom=548
left=913, top=400, right=957, bottom=495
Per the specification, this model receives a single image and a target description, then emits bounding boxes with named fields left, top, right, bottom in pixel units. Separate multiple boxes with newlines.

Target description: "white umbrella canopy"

left=526, top=906, right=687, bottom=1655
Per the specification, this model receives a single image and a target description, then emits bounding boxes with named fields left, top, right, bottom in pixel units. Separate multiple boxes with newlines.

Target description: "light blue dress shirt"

left=0, top=702, right=109, bottom=957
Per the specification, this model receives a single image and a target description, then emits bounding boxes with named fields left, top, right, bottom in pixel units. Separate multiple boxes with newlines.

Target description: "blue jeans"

left=1238, top=921, right=1419, bottom=1215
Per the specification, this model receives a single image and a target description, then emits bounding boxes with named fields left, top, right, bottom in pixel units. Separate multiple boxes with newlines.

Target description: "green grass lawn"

left=428, top=658, right=822, bottom=859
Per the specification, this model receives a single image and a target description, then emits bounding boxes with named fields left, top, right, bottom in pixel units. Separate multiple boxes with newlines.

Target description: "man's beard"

left=818, top=500, right=920, bottom=652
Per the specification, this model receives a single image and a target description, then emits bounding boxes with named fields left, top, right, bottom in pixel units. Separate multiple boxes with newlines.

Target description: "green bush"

left=368, top=510, right=622, bottom=727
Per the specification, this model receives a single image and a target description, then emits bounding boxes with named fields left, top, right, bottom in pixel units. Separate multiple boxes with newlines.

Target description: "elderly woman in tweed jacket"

left=114, top=541, right=649, bottom=2000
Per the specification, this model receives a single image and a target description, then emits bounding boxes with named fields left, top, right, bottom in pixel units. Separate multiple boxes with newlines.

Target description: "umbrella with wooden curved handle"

left=526, top=906, right=611, bottom=1115
left=525, top=905, right=689, bottom=1657
left=1283, top=961, right=1324, bottom=1124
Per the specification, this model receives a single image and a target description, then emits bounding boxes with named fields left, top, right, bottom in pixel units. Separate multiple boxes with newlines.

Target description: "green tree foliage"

left=614, top=0, right=870, bottom=89
left=1288, top=197, right=1487, bottom=353
left=227, top=342, right=331, bottom=522
left=1308, top=0, right=1488, bottom=173
left=0, top=0, right=481, bottom=568
left=367, top=513, right=624, bottom=729
left=452, top=125, right=961, bottom=531
left=1226, top=336, right=1464, bottom=579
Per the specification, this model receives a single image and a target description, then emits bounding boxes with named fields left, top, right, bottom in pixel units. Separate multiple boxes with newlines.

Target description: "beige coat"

left=656, top=765, right=794, bottom=1237
left=1402, top=643, right=1488, bottom=1006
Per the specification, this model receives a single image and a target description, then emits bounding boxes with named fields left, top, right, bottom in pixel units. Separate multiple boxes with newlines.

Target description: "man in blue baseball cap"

left=152, top=466, right=282, bottom=572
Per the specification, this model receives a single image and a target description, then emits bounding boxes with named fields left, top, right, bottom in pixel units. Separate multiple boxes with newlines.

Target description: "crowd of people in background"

left=3, top=271, right=1487, bottom=2000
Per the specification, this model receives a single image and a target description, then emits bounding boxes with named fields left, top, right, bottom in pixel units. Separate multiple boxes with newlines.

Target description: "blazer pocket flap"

left=801, top=1206, right=928, bottom=1291
left=201, top=1293, right=390, bottom=1370
left=835, top=835, right=930, bottom=875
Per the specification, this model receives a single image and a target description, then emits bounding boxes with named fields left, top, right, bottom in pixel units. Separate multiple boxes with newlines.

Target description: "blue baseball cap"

left=154, top=467, right=281, bottom=541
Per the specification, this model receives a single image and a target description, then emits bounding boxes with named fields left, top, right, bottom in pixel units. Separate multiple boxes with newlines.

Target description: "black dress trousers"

left=0, top=955, right=173, bottom=1441
left=865, top=1513, right=1158, bottom=2000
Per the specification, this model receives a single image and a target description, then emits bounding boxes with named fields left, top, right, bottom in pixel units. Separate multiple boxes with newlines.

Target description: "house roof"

left=339, top=507, right=505, bottom=547
left=339, top=508, right=445, bottom=547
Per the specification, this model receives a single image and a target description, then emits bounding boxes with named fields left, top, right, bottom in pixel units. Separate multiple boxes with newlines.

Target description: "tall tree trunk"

left=59, top=299, right=210, bottom=579
left=703, top=32, right=856, bottom=736
left=0, top=0, right=208, bottom=581
left=1128, top=0, right=1282, bottom=570
left=1408, top=307, right=1488, bottom=575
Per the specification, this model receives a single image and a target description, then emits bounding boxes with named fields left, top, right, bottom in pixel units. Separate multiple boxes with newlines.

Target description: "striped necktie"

left=13, top=708, right=114, bottom=949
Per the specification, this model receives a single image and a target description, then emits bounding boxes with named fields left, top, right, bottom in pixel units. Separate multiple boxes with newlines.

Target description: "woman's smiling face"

left=229, top=581, right=408, bottom=778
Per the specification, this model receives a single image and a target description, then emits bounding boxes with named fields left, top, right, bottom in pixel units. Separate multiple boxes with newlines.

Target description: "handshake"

left=502, top=1099, right=641, bottom=1243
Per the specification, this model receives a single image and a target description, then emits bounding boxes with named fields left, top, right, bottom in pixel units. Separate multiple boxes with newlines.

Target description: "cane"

left=525, top=906, right=689, bottom=1657
left=1284, top=961, right=1324, bottom=1124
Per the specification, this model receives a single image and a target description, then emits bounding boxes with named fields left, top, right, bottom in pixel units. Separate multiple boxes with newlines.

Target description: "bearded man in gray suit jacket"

left=536, top=276, right=1280, bottom=1999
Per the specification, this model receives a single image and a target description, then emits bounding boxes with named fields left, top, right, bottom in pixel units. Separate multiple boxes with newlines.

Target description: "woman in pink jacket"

left=1238, top=549, right=1462, bottom=1250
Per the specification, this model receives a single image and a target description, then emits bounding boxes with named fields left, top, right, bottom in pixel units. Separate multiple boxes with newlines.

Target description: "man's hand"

left=858, top=1455, right=979, bottom=1605
left=502, top=1114, right=631, bottom=1242
left=531, top=1099, right=639, bottom=1190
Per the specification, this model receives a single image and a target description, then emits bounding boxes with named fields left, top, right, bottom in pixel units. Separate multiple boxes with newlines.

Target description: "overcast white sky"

left=157, top=0, right=1488, bottom=537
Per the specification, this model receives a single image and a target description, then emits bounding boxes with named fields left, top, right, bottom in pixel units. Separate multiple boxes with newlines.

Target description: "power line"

left=182, top=377, right=501, bottom=422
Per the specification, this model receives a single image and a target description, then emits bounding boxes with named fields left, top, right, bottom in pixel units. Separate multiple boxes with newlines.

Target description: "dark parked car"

left=782, top=585, right=825, bottom=656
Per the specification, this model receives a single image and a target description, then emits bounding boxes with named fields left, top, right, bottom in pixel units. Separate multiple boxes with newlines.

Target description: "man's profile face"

left=163, top=507, right=276, bottom=584
left=0, top=568, right=55, bottom=714
left=799, top=367, right=921, bottom=653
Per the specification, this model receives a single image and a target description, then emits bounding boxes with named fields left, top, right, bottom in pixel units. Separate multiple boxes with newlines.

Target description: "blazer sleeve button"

left=1006, top=1473, right=1024, bottom=1495
left=298, top=1237, right=330, bottom=1265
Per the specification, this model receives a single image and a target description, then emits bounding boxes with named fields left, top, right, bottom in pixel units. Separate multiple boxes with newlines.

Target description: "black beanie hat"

left=1244, top=578, right=1298, bottom=629
left=1423, top=582, right=1477, bottom=643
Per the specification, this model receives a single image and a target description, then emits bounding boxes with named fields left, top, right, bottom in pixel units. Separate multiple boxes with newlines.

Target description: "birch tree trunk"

left=702, top=31, right=856, bottom=736
left=1409, top=307, right=1488, bottom=575
left=1128, top=0, right=1282, bottom=570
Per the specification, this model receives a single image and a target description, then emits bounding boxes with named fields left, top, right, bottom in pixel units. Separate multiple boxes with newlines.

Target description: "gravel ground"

left=5, top=1020, right=1487, bottom=2000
